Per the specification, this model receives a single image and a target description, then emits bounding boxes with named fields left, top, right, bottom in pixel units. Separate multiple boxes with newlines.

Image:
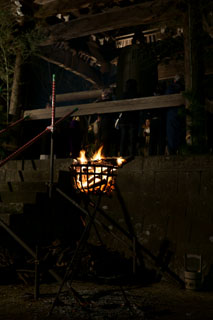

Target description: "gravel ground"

left=0, top=279, right=213, bottom=320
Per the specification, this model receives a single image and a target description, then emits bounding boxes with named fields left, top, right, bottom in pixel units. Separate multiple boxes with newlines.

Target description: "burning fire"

left=71, top=146, right=125, bottom=194
left=116, top=157, right=126, bottom=166
left=78, top=150, right=88, bottom=164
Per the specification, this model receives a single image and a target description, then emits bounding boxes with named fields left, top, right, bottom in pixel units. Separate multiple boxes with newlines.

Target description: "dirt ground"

left=0, top=278, right=213, bottom=320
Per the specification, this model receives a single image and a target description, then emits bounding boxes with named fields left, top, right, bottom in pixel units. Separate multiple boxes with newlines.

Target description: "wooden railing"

left=24, top=93, right=185, bottom=120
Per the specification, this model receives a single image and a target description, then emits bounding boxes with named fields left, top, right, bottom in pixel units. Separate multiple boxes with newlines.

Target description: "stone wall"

left=92, top=155, right=213, bottom=283
left=1, top=156, right=213, bottom=284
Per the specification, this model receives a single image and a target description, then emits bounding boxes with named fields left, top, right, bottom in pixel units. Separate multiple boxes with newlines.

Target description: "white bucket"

left=184, top=271, right=202, bottom=290
left=184, top=254, right=202, bottom=291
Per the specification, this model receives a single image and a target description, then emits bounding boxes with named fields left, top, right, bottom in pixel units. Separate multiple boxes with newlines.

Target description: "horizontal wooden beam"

left=41, top=0, right=181, bottom=45
left=39, top=46, right=102, bottom=86
left=35, top=0, right=111, bottom=16
left=34, top=0, right=56, bottom=4
left=55, top=89, right=102, bottom=103
left=24, top=93, right=185, bottom=120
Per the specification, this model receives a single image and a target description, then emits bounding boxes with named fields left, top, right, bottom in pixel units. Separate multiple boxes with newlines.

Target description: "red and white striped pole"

left=49, top=74, right=56, bottom=198
left=51, top=74, right=56, bottom=130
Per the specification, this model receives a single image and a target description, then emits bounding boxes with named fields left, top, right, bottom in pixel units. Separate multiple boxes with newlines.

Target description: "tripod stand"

left=49, top=192, right=102, bottom=315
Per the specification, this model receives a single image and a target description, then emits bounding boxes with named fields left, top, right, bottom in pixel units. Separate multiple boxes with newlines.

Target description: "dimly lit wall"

left=93, top=155, right=213, bottom=283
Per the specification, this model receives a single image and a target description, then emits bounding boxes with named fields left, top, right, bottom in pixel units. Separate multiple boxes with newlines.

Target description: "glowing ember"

left=71, top=147, right=126, bottom=194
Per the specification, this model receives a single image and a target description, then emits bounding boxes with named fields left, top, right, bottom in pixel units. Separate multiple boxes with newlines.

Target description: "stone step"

left=0, top=201, right=39, bottom=227
left=0, top=169, right=64, bottom=183
left=0, top=213, right=22, bottom=226
left=0, top=192, right=41, bottom=204
left=0, top=170, right=52, bottom=183
left=0, top=158, right=71, bottom=171
left=0, top=203, right=25, bottom=214
left=0, top=181, right=48, bottom=193
left=0, top=159, right=72, bottom=183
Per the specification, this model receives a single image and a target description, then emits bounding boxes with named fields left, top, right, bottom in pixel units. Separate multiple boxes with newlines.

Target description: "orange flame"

left=77, top=150, right=88, bottom=164
left=91, top=145, right=104, bottom=161
left=116, top=157, right=126, bottom=166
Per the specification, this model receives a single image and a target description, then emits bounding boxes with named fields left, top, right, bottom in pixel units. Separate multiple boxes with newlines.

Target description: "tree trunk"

left=9, top=52, right=23, bottom=118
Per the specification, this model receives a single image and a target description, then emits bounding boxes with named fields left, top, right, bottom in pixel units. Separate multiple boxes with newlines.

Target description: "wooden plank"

left=158, top=56, right=213, bottom=80
left=55, top=89, right=102, bottom=103
left=34, top=0, right=56, bottom=4
left=35, top=0, right=106, bottom=14
left=35, top=0, right=117, bottom=14
left=158, top=60, right=184, bottom=80
left=39, top=46, right=102, bottom=86
left=41, top=0, right=181, bottom=45
left=24, top=93, right=185, bottom=120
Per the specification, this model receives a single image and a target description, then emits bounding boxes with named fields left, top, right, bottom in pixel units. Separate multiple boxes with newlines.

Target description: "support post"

left=133, top=236, right=136, bottom=274
left=183, top=0, right=205, bottom=147
left=49, top=74, right=56, bottom=198
left=34, top=245, right=40, bottom=300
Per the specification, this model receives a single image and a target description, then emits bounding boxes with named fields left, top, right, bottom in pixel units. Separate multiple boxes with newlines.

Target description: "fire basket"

left=69, top=147, right=125, bottom=195
left=70, top=161, right=117, bottom=194
left=50, top=147, right=126, bottom=315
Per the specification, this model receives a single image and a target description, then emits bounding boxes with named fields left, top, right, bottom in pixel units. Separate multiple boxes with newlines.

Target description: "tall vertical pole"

left=49, top=74, right=56, bottom=199
left=34, top=245, right=40, bottom=300
left=183, top=0, right=205, bottom=147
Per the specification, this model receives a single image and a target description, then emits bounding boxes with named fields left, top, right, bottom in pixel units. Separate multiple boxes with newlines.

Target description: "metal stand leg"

left=0, top=217, right=62, bottom=284
left=51, top=189, right=141, bottom=316
left=49, top=194, right=102, bottom=316
left=34, top=245, right=40, bottom=300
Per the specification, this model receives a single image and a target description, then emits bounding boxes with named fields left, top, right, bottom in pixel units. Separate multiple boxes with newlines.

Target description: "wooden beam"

left=39, top=46, right=102, bottom=86
left=55, top=89, right=102, bottom=103
left=41, top=0, right=182, bottom=45
left=158, top=54, right=213, bottom=80
left=158, top=60, right=184, bottom=80
left=35, top=0, right=122, bottom=17
left=24, top=93, right=185, bottom=120
left=34, top=0, right=56, bottom=4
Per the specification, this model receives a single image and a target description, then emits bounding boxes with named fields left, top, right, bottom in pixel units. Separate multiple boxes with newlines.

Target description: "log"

left=24, top=93, right=185, bottom=120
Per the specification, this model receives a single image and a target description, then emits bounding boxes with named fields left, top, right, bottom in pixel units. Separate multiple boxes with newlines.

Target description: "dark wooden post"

left=183, top=0, right=206, bottom=147
left=34, top=245, right=40, bottom=300
left=49, top=74, right=56, bottom=199
left=184, top=0, right=205, bottom=97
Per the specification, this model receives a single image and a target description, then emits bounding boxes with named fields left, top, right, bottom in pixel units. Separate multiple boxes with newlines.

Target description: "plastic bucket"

left=184, top=271, right=202, bottom=290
